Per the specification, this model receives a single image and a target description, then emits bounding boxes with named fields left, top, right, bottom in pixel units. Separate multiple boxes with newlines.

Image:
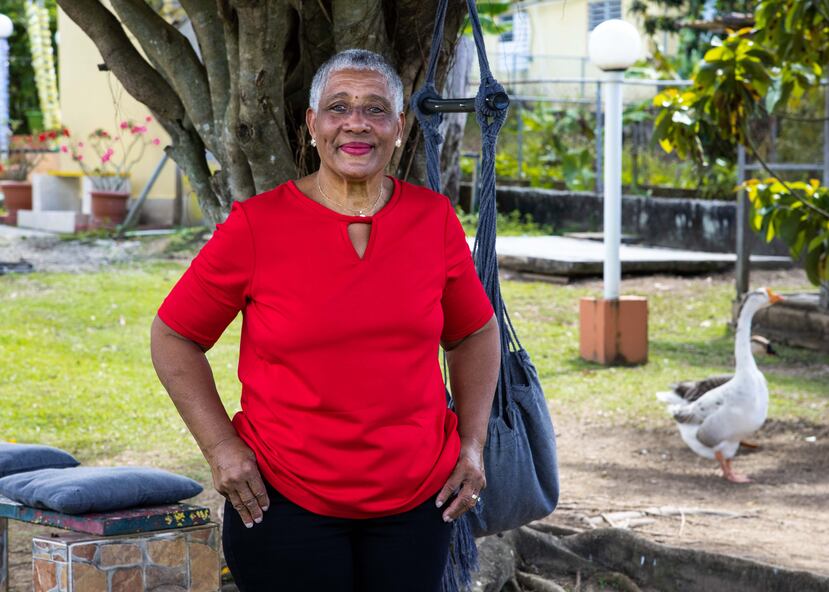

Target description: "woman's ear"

left=397, top=112, right=405, bottom=142
left=306, top=107, right=317, bottom=139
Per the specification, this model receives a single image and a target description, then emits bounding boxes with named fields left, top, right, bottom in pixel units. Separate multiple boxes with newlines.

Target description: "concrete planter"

left=90, top=190, right=130, bottom=227
left=1, top=181, right=33, bottom=226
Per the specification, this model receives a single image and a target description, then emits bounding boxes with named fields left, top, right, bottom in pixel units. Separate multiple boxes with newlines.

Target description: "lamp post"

left=0, top=14, right=13, bottom=161
left=579, top=19, right=649, bottom=365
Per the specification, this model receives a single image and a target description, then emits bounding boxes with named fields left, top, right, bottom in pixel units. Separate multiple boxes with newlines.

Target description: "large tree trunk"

left=440, top=35, right=474, bottom=206
left=57, top=0, right=468, bottom=224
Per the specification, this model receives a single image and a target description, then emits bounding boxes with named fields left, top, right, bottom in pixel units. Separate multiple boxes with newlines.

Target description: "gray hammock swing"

left=410, top=1, right=561, bottom=591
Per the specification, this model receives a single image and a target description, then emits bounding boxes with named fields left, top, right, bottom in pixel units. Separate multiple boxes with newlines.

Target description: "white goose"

left=656, top=287, right=784, bottom=483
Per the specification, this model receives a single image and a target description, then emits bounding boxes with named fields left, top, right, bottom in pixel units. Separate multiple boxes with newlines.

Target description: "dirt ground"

left=541, top=411, right=829, bottom=578
left=534, top=269, right=829, bottom=581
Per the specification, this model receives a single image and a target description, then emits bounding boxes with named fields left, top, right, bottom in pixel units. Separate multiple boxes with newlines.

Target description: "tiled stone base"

left=1, top=518, right=7, bottom=592
left=31, top=523, right=219, bottom=592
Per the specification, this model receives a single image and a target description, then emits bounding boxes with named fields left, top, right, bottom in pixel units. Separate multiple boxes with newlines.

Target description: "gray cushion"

left=0, top=467, right=203, bottom=514
left=0, top=443, right=79, bottom=478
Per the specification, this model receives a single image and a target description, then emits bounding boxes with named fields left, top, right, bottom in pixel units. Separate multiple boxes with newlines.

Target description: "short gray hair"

left=309, top=49, right=404, bottom=114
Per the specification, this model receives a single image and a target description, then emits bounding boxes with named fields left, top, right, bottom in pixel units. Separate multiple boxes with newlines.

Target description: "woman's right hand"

left=206, top=436, right=270, bottom=528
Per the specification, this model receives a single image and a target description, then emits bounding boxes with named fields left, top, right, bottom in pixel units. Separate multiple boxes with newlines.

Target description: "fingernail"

left=263, top=506, right=269, bottom=512
left=244, top=522, right=253, bottom=529
left=443, top=515, right=453, bottom=523
left=435, top=499, right=443, bottom=508
left=254, top=516, right=262, bottom=524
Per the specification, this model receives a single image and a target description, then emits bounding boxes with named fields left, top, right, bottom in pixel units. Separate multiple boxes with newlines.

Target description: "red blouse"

left=157, top=177, right=494, bottom=518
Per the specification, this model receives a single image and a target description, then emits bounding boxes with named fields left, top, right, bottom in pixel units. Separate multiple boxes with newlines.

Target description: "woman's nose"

left=342, top=108, right=370, bottom=132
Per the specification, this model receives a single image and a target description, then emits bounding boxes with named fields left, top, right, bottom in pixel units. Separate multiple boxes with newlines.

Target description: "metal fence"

left=462, top=77, right=829, bottom=199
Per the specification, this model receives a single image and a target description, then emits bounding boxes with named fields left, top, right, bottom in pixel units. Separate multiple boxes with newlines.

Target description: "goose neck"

left=735, top=300, right=759, bottom=373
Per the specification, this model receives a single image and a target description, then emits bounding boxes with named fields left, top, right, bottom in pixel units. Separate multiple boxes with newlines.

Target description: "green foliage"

left=489, top=103, right=597, bottom=191
left=630, top=0, right=757, bottom=80
left=462, top=1, right=512, bottom=35
left=651, top=7, right=829, bottom=285
left=743, top=178, right=829, bottom=284
left=455, top=205, right=553, bottom=236
left=1, top=0, right=59, bottom=133
left=479, top=98, right=734, bottom=198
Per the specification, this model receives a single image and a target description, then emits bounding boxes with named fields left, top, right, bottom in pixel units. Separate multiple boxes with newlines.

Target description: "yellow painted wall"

left=485, top=0, right=681, bottom=101
left=57, top=7, right=175, bottom=201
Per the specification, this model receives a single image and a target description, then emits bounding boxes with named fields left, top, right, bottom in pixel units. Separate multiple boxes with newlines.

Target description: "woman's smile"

left=339, top=142, right=373, bottom=156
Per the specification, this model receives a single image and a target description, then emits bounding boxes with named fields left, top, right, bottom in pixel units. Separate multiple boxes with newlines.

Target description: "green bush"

left=455, top=205, right=553, bottom=236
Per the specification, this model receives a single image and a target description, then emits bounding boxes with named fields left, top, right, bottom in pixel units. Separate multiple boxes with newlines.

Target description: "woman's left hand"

left=436, top=437, right=486, bottom=522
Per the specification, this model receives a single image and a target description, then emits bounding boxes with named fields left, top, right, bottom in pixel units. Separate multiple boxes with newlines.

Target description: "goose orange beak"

left=765, top=288, right=784, bottom=304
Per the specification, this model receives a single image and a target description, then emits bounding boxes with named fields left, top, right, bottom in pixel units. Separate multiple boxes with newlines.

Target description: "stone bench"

left=0, top=495, right=219, bottom=592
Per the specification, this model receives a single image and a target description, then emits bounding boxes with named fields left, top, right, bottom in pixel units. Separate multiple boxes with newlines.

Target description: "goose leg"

left=715, top=451, right=751, bottom=483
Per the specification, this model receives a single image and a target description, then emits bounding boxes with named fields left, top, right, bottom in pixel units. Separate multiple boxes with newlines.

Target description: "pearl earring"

left=310, top=137, right=317, bottom=147
left=394, top=138, right=402, bottom=148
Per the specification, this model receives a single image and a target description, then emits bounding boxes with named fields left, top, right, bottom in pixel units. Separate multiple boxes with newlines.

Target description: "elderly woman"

left=150, top=49, right=500, bottom=591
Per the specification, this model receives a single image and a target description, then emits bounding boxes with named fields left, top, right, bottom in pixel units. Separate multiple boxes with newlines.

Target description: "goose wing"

left=671, top=379, right=735, bottom=425
left=673, top=374, right=733, bottom=402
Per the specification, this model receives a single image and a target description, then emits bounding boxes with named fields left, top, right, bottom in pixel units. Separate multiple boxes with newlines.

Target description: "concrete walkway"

left=469, top=235, right=792, bottom=278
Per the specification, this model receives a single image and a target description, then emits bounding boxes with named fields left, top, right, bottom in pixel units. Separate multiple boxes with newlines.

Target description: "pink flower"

left=120, top=121, right=129, bottom=129
left=60, top=145, right=68, bottom=153
left=78, top=142, right=84, bottom=148
left=145, top=116, right=152, bottom=123
left=101, top=153, right=111, bottom=163
left=152, top=138, right=160, bottom=145
left=77, top=155, right=83, bottom=161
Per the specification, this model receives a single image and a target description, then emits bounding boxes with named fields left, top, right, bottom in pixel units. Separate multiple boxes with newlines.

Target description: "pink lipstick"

left=340, top=142, right=373, bottom=155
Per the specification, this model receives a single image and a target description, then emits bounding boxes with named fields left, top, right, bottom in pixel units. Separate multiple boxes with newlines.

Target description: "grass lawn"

left=1, top=260, right=826, bottom=486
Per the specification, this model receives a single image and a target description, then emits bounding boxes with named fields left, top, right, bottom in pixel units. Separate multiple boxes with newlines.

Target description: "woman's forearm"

left=445, top=315, right=501, bottom=447
left=150, top=315, right=238, bottom=459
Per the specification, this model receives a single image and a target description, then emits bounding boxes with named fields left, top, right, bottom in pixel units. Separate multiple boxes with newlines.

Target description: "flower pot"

left=1, top=181, right=33, bottom=217
left=90, top=190, right=130, bottom=227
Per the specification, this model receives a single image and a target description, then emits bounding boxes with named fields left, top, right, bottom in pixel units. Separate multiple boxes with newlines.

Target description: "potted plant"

left=63, top=117, right=160, bottom=228
left=0, top=131, right=61, bottom=224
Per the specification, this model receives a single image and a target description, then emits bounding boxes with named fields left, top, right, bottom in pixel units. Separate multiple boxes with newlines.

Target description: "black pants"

left=222, top=480, right=453, bottom=592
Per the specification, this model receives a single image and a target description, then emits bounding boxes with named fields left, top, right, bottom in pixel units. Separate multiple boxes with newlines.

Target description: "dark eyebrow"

left=324, top=92, right=392, bottom=107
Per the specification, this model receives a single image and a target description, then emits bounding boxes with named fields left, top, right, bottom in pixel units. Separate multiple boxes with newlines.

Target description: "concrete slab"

left=0, top=222, right=55, bottom=238
left=16, top=210, right=89, bottom=234
left=469, top=235, right=793, bottom=277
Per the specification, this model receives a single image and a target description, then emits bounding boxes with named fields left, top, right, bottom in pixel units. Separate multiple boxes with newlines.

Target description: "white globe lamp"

left=0, top=15, right=13, bottom=39
left=588, top=19, right=641, bottom=72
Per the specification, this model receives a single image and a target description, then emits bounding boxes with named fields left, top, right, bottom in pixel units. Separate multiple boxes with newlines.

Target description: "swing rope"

left=410, top=1, right=515, bottom=590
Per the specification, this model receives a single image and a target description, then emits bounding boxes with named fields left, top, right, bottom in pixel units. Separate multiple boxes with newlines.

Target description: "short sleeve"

left=440, top=199, right=495, bottom=342
left=157, top=201, right=254, bottom=349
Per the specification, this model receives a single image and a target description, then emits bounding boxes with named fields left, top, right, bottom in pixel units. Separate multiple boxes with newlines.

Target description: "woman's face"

left=307, top=69, right=404, bottom=183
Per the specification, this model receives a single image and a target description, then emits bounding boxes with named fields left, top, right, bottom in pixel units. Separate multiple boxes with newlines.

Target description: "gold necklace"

left=316, top=175, right=384, bottom=217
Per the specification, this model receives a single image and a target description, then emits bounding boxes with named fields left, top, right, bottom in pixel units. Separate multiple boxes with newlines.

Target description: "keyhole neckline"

left=288, top=175, right=400, bottom=221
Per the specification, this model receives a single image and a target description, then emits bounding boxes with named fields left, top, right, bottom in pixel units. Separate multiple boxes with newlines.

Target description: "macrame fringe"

left=440, top=497, right=484, bottom=592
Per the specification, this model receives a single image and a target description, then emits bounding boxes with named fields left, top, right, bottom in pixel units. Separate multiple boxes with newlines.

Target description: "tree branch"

left=178, top=0, right=230, bottom=146
left=158, top=115, right=224, bottom=221
left=109, top=0, right=217, bottom=153
left=56, top=0, right=185, bottom=122
left=234, top=0, right=295, bottom=192
left=743, top=127, right=829, bottom=220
